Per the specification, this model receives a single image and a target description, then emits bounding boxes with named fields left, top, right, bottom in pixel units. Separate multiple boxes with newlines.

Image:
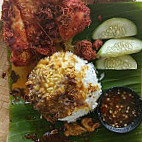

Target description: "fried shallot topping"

left=64, top=117, right=100, bottom=136
left=81, top=117, right=100, bottom=132
left=64, top=123, right=87, bottom=137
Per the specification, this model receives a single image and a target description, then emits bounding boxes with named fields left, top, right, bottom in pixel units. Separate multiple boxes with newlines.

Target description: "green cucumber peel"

left=92, top=18, right=137, bottom=39
left=97, top=38, right=142, bottom=58
left=96, top=55, right=137, bottom=70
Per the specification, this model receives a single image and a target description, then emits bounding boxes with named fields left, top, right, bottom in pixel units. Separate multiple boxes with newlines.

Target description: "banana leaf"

left=8, top=2, right=142, bottom=142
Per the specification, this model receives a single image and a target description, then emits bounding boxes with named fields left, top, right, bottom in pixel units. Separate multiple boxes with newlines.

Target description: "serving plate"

left=7, top=2, right=142, bottom=142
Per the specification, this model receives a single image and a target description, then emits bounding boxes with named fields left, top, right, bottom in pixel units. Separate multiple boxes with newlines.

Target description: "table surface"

left=0, top=0, right=141, bottom=142
left=0, top=30, right=9, bottom=142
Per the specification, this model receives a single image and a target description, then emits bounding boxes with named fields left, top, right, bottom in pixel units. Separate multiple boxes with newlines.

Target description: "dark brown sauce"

left=11, top=63, right=36, bottom=93
left=25, top=115, right=36, bottom=121
left=11, top=70, right=19, bottom=83
left=41, top=131, right=71, bottom=142
left=100, top=88, right=140, bottom=128
left=84, top=138, right=89, bottom=142
left=25, top=133, right=40, bottom=142
left=25, top=133, right=31, bottom=139
left=25, top=130, right=71, bottom=142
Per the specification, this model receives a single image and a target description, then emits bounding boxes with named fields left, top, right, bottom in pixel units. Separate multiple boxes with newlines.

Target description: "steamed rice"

left=26, top=52, right=102, bottom=123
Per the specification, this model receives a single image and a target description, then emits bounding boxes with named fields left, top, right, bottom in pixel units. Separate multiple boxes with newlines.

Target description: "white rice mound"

left=27, top=51, right=102, bottom=123
left=57, top=52, right=102, bottom=122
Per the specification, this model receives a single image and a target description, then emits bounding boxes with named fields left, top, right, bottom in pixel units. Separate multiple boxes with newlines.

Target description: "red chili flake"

left=101, top=107, right=107, bottom=113
left=32, top=133, right=37, bottom=141
left=25, top=133, right=31, bottom=139
left=93, top=0, right=98, bottom=3
left=98, top=15, right=102, bottom=22
left=100, top=88, right=139, bottom=128
left=93, top=40, right=103, bottom=51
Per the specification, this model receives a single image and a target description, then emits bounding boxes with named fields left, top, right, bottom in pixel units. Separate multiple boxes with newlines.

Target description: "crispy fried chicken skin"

left=2, top=0, right=91, bottom=66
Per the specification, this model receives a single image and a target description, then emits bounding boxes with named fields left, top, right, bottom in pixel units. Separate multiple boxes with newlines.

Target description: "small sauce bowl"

left=97, top=87, right=142, bottom=133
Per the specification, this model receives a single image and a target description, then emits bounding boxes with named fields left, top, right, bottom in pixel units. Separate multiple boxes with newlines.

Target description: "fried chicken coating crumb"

left=74, top=40, right=97, bottom=61
left=93, top=40, right=103, bottom=51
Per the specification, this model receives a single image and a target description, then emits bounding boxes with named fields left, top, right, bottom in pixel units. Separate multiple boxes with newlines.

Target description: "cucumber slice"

left=92, top=18, right=137, bottom=39
left=97, top=38, right=142, bottom=58
left=96, top=55, right=137, bottom=70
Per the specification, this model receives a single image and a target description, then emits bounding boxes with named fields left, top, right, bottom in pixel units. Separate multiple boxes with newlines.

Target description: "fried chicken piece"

left=57, top=0, right=91, bottom=40
left=2, top=0, right=91, bottom=66
left=2, top=0, right=51, bottom=65
left=2, top=1, right=33, bottom=66
left=12, top=0, right=40, bottom=41
left=74, top=40, right=97, bottom=61
left=14, top=0, right=58, bottom=56
left=2, top=1, right=27, bottom=50
left=35, top=2, right=61, bottom=46
left=35, top=0, right=91, bottom=46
